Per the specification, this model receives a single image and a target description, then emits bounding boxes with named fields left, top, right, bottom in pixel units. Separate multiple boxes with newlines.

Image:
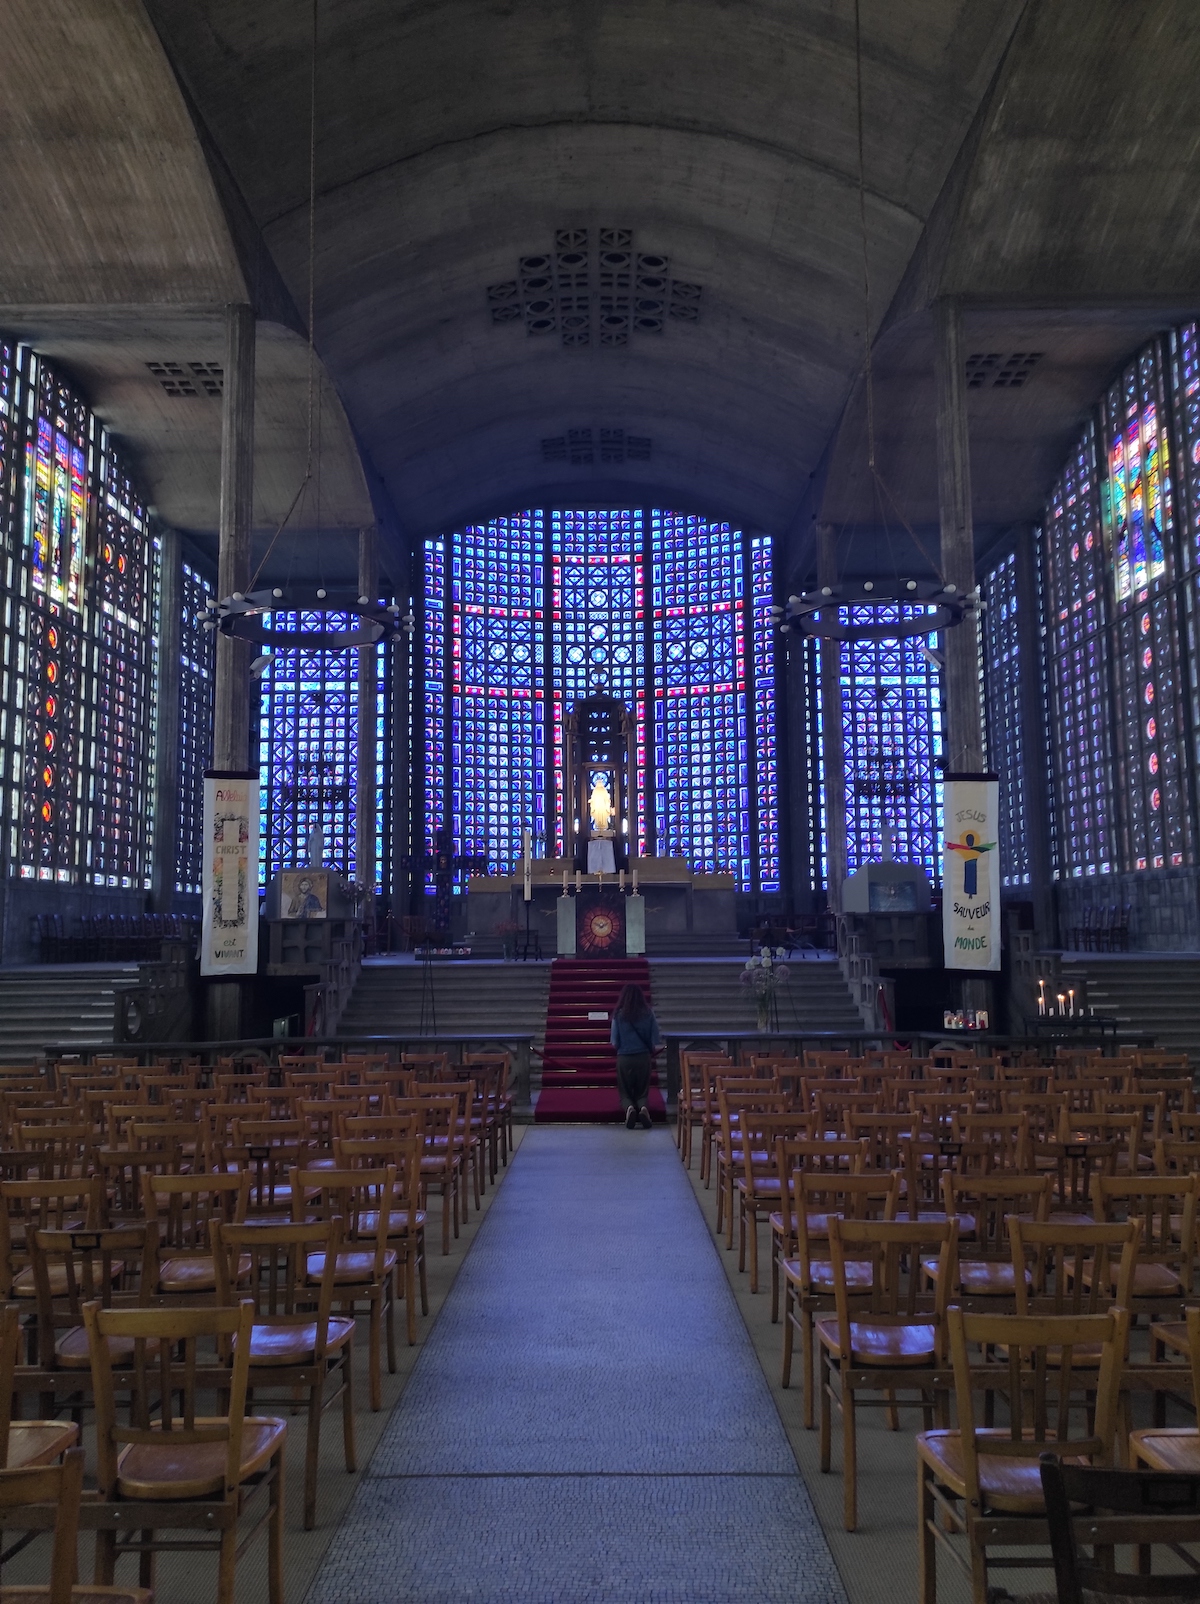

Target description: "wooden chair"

left=1040, top=1453, right=1200, bottom=1604
left=398, top=1096, right=460, bottom=1255
left=715, top=1088, right=791, bottom=1248
left=213, top=1218, right=355, bottom=1530
left=1090, top=1173, right=1200, bottom=1318
left=140, top=1173, right=250, bottom=1301
left=818, top=1215, right=957, bottom=1529
left=916, top=1305, right=1129, bottom=1604
left=84, top=1298, right=286, bottom=1604
left=334, top=1133, right=428, bottom=1344
left=735, top=1110, right=810, bottom=1292
left=931, top=1174, right=1052, bottom=1308
left=769, top=1137, right=865, bottom=1324
left=0, top=1178, right=101, bottom=1307
left=290, top=1166, right=397, bottom=1410
left=780, top=1169, right=898, bottom=1428
left=1132, top=1305, right=1200, bottom=1477
left=226, top=1119, right=311, bottom=1222
left=0, top=1445, right=150, bottom=1603
left=0, top=1304, right=78, bottom=1473
left=676, top=1052, right=728, bottom=1168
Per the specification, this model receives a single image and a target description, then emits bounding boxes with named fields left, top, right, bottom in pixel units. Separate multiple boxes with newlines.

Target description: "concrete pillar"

left=150, top=525, right=181, bottom=913
left=935, top=298, right=990, bottom=1011
left=208, top=303, right=256, bottom=1040
left=817, top=524, right=848, bottom=913
left=212, top=303, right=255, bottom=772
left=934, top=298, right=984, bottom=773
left=356, top=528, right=379, bottom=914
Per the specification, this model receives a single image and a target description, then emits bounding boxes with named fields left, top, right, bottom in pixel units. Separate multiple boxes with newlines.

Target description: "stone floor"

left=306, top=1125, right=847, bottom=1604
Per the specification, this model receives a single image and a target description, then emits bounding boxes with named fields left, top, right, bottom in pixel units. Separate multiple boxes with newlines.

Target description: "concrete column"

left=934, top=297, right=984, bottom=773
left=150, top=525, right=182, bottom=913
left=935, top=298, right=990, bottom=1012
left=356, top=528, right=379, bottom=912
left=212, top=303, right=255, bottom=772
left=817, top=524, right=848, bottom=912
left=1014, top=526, right=1056, bottom=943
left=208, top=303, right=256, bottom=1040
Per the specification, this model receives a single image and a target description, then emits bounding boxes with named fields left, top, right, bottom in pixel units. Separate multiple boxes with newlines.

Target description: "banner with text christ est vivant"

left=200, top=771, right=260, bottom=977
left=942, top=774, right=1000, bottom=972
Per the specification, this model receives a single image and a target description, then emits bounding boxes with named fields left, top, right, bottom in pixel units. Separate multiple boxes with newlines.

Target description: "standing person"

left=610, top=983, right=662, bottom=1130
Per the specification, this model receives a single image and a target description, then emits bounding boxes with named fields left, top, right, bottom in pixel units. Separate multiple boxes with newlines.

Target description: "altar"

left=465, top=857, right=737, bottom=955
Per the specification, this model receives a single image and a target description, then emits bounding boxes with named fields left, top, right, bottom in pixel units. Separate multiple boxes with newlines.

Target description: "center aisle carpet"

left=306, top=1127, right=847, bottom=1604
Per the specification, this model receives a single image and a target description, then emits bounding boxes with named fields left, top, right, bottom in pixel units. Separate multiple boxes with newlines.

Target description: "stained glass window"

left=176, top=559, right=214, bottom=896
left=982, top=550, right=1029, bottom=886
left=421, top=508, right=777, bottom=895
left=1100, top=340, right=1189, bottom=871
left=451, top=512, right=544, bottom=877
left=833, top=607, right=943, bottom=883
left=1042, top=420, right=1117, bottom=877
left=551, top=509, right=643, bottom=856
left=651, top=511, right=750, bottom=884
left=258, top=617, right=386, bottom=888
left=87, top=443, right=159, bottom=888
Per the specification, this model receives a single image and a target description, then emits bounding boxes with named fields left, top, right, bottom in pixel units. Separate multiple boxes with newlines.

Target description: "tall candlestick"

left=619, top=869, right=625, bottom=892
left=1057, top=993, right=1066, bottom=1017
left=522, top=827, right=532, bottom=903
left=575, top=870, right=581, bottom=894
left=563, top=870, right=568, bottom=894
left=632, top=868, right=638, bottom=894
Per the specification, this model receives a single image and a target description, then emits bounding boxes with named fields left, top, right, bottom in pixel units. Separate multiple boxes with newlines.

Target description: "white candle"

left=575, top=871, right=581, bottom=893
left=1068, top=988, right=1075, bottom=1016
left=563, top=870, right=568, bottom=894
left=619, top=869, right=625, bottom=892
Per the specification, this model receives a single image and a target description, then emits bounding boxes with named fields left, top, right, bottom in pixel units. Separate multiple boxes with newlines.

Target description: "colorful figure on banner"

left=947, top=831, right=996, bottom=898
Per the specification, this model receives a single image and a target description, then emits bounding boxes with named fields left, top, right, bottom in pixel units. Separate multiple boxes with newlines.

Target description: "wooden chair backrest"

left=941, top=1172, right=1052, bottom=1258
left=845, top=1112, right=915, bottom=1174
left=1091, top=1173, right=1199, bottom=1277
left=213, top=1217, right=339, bottom=1350
left=951, top=1112, right=1031, bottom=1170
left=85, top=1298, right=256, bottom=1499
left=141, top=1171, right=249, bottom=1252
left=1008, top=1216, right=1139, bottom=1315
left=794, top=1171, right=898, bottom=1275
left=28, top=1220, right=159, bottom=1364
left=947, top=1305, right=1128, bottom=1499
left=1154, top=1138, right=1200, bottom=1178
left=0, top=1440, right=85, bottom=1604
left=290, top=1166, right=396, bottom=1279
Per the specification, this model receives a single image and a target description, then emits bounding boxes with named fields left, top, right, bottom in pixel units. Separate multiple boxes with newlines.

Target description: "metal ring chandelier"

left=772, top=578, right=977, bottom=642
left=200, top=586, right=413, bottom=648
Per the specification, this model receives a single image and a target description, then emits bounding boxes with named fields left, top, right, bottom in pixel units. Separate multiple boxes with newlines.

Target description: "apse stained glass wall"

left=176, top=560, right=214, bottom=896
left=551, top=509, right=643, bottom=856
left=835, top=607, right=943, bottom=882
left=982, top=551, right=1030, bottom=887
left=422, top=508, right=778, bottom=894
left=258, top=618, right=386, bottom=889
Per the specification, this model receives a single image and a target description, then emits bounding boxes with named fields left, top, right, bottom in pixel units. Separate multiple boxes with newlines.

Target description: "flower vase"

left=756, top=995, right=772, bottom=1034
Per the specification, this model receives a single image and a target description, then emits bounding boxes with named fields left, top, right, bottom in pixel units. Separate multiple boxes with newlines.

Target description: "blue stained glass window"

left=825, top=607, right=943, bottom=884
left=422, top=539, right=446, bottom=888
left=451, top=512, right=545, bottom=879
left=1043, top=420, right=1116, bottom=878
left=258, top=616, right=385, bottom=888
left=652, top=511, right=750, bottom=885
left=750, top=536, right=779, bottom=891
left=982, top=551, right=1029, bottom=886
left=551, top=509, right=644, bottom=855
left=176, top=560, right=213, bottom=895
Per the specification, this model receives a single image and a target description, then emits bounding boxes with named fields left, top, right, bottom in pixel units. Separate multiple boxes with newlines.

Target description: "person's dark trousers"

left=616, top=1052, right=652, bottom=1112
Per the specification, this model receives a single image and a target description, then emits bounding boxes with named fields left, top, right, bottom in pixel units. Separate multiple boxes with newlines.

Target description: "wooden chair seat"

left=814, top=1316, right=938, bottom=1366
left=1130, top=1427, right=1200, bottom=1473
left=917, top=1428, right=1087, bottom=1512
left=52, top=1328, right=164, bottom=1370
left=769, top=1210, right=836, bottom=1237
left=6, top=1421, right=79, bottom=1469
left=158, top=1251, right=252, bottom=1292
left=0, top=1588, right=151, bottom=1603
left=782, top=1256, right=873, bottom=1290
left=12, top=1258, right=121, bottom=1299
left=736, top=1175, right=781, bottom=1198
left=923, top=1257, right=1030, bottom=1295
left=894, top=1210, right=976, bottom=1236
left=357, top=1209, right=427, bottom=1234
left=115, top=1415, right=287, bottom=1500
left=246, top=1315, right=355, bottom=1366
left=306, top=1248, right=398, bottom=1285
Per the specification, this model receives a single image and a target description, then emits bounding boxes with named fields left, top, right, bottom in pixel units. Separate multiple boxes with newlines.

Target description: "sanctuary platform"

left=466, top=857, right=737, bottom=957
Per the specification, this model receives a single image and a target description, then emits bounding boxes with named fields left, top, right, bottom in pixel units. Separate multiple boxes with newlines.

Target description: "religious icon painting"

left=576, top=893, right=625, bottom=956
left=280, top=869, right=329, bottom=920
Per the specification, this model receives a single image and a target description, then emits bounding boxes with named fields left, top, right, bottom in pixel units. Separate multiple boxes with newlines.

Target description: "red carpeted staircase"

left=534, top=957, right=667, bottom=1123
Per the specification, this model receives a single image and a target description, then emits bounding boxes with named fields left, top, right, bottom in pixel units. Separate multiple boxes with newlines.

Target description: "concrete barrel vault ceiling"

left=2, top=0, right=1199, bottom=590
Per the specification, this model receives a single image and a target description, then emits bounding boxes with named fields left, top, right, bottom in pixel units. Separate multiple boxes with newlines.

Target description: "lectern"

left=562, top=696, right=637, bottom=871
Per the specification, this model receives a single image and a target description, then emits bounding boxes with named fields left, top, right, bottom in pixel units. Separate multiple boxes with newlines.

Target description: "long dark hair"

left=614, top=983, right=650, bottom=1023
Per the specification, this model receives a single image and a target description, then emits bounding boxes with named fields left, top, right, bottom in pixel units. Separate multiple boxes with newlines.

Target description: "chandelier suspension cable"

left=854, top=0, right=875, bottom=477
left=246, top=0, right=320, bottom=597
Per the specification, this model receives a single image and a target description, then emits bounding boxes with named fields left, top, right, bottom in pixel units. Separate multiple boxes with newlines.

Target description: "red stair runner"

left=535, top=957, right=666, bottom=1123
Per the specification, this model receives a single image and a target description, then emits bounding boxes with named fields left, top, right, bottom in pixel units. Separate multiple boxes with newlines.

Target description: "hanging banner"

left=942, top=773, right=1001, bottom=972
left=200, top=770, right=260, bottom=977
